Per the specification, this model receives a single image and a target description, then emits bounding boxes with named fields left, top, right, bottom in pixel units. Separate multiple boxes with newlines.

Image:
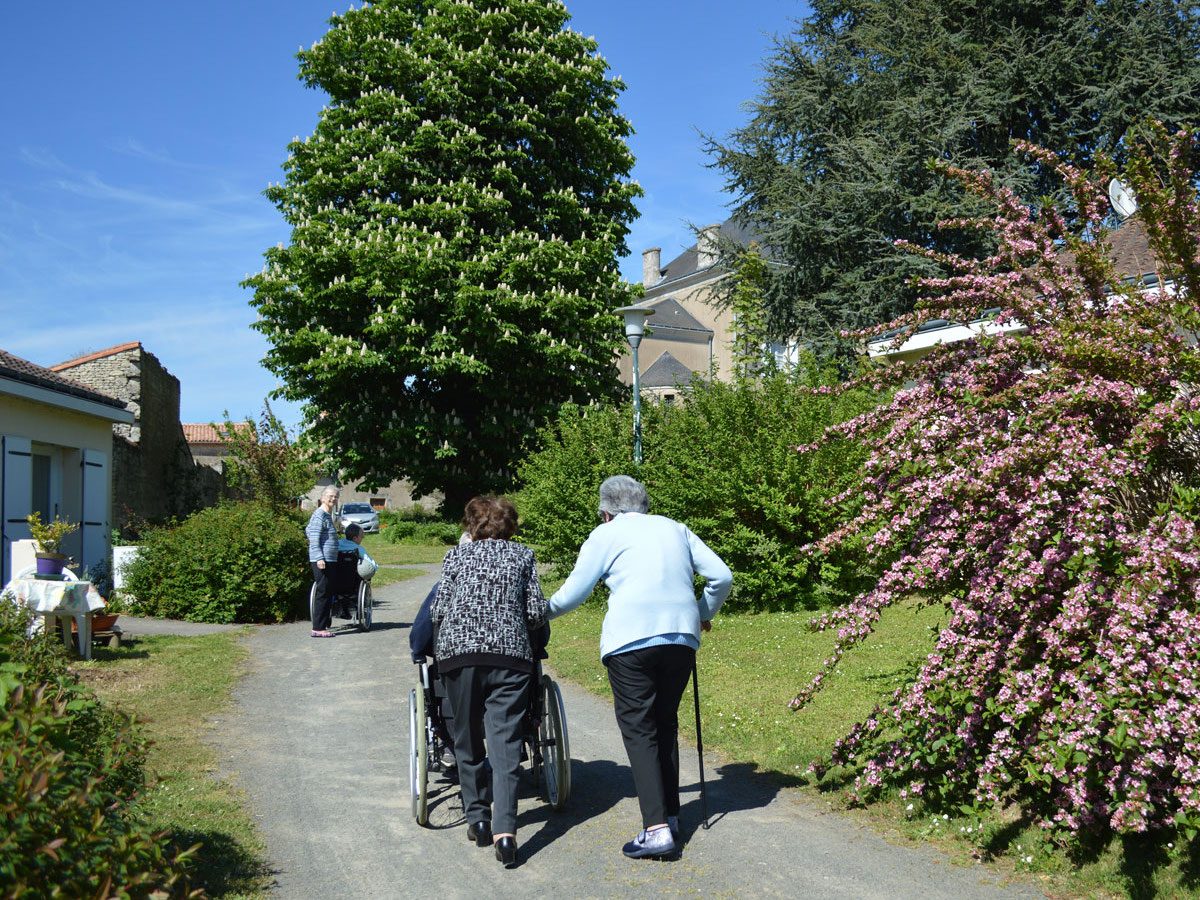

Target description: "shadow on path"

left=517, top=759, right=634, bottom=863
left=684, top=760, right=792, bottom=835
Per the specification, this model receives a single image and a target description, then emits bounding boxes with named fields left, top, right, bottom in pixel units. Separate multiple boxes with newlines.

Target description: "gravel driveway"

left=212, top=568, right=1043, bottom=899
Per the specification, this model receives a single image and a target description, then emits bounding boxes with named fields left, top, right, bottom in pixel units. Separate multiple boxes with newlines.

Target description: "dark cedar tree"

left=708, top=0, right=1200, bottom=362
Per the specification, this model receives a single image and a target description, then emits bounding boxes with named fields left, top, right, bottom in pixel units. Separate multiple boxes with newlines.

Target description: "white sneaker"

left=622, top=826, right=677, bottom=859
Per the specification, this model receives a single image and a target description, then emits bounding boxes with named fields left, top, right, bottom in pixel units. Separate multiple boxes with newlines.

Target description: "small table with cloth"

left=4, top=578, right=106, bottom=660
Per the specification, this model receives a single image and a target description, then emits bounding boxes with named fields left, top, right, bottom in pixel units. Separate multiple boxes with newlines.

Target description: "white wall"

left=1, top=394, right=114, bottom=585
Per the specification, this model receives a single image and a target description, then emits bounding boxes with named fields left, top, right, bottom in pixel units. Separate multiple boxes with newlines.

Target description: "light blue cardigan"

left=548, top=513, right=733, bottom=659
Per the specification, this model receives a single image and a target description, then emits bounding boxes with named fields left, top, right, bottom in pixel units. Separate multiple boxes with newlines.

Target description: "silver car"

left=338, top=502, right=380, bottom=534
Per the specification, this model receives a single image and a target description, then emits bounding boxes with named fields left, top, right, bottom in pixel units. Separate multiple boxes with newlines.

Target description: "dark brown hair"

left=462, top=495, right=519, bottom=541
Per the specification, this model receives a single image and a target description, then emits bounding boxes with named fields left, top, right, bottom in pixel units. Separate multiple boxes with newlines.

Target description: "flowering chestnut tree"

left=793, top=125, right=1200, bottom=843
left=245, top=0, right=640, bottom=509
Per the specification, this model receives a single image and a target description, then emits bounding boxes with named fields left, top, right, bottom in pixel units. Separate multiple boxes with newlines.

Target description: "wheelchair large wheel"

left=358, top=582, right=372, bottom=632
left=540, top=674, right=571, bottom=810
left=409, top=687, right=429, bottom=825
left=308, top=583, right=318, bottom=626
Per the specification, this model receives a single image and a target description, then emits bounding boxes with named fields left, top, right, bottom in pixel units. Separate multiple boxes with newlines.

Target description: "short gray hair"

left=598, top=475, right=649, bottom=517
left=320, top=486, right=339, bottom=500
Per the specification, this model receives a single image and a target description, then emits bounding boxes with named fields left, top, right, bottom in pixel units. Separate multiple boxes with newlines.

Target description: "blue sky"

left=1, top=0, right=803, bottom=427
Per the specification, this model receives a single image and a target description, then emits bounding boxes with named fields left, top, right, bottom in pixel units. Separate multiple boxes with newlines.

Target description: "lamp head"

left=615, top=305, right=655, bottom=349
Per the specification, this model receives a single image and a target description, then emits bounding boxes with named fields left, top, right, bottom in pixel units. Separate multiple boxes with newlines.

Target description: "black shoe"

left=467, top=821, right=492, bottom=847
left=495, top=836, right=517, bottom=868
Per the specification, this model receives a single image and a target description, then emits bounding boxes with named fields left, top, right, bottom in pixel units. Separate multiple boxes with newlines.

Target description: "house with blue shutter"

left=0, top=349, right=133, bottom=585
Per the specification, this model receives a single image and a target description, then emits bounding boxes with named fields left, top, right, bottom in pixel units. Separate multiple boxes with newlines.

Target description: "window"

left=31, top=454, right=51, bottom=521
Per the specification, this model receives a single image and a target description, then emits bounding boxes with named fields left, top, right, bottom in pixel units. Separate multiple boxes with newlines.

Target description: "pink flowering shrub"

left=794, top=125, right=1200, bottom=843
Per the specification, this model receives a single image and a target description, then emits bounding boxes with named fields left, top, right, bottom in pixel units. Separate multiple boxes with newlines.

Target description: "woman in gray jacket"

left=432, top=495, right=548, bottom=868
left=305, top=485, right=340, bottom=638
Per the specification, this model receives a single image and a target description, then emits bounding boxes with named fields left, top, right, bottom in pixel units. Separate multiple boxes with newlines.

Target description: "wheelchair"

left=310, top=550, right=372, bottom=632
left=408, top=656, right=571, bottom=826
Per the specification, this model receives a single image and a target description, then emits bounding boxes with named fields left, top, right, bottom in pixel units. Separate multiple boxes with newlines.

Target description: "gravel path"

left=117, top=616, right=243, bottom=637
left=212, top=568, right=1044, bottom=899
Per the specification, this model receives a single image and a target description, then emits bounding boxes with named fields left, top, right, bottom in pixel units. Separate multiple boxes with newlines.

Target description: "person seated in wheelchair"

left=339, top=523, right=378, bottom=575
left=329, top=523, right=376, bottom=619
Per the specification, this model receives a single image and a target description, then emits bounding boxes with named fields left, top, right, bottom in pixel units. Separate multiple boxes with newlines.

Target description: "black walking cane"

left=692, top=658, right=710, bottom=829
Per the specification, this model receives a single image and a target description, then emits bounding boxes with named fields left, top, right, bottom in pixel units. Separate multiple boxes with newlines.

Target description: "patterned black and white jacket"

left=431, top=539, right=549, bottom=674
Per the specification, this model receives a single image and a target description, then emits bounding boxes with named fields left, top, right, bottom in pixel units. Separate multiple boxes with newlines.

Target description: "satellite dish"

left=1108, top=178, right=1138, bottom=219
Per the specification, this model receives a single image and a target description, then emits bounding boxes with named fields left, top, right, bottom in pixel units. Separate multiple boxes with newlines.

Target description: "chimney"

left=697, top=224, right=721, bottom=269
left=642, top=247, right=662, bottom=287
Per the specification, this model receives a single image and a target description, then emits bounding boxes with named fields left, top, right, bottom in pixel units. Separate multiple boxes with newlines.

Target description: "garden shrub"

left=378, top=504, right=460, bottom=544
left=518, top=368, right=881, bottom=611
left=125, top=500, right=307, bottom=623
left=791, top=126, right=1200, bottom=849
left=0, top=603, right=193, bottom=896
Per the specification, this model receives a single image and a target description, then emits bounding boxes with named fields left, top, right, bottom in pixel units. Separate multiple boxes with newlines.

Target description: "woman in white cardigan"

left=548, top=475, right=732, bottom=860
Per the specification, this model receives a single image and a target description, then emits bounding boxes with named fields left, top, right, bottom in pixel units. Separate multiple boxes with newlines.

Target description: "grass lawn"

left=77, top=632, right=270, bottom=898
left=361, top=533, right=451, bottom=566
left=545, top=594, right=1195, bottom=898
left=370, top=565, right=425, bottom=588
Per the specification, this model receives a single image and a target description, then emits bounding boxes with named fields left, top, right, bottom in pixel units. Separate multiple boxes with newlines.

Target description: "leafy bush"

left=125, top=501, right=308, bottom=623
left=792, top=126, right=1200, bottom=847
left=518, top=368, right=882, bottom=611
left=0, top=603, right=193, bottom=896
left=379, top=504, right=461, bottom=545
left=381, top=520, right=460, bottom=545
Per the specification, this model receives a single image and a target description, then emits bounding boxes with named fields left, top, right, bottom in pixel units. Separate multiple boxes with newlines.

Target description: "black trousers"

left=605, top=644, right=695, bottom=828
left=442, top=665, right=532, bottom=836
left=310, top=562, right=333, bottom=631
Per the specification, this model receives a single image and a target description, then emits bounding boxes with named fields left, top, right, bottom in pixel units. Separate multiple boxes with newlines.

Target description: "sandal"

left=311, top=630, right=335, bottom=638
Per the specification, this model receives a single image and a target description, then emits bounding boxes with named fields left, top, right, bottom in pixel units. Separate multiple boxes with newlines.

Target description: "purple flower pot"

left=35, top=553, right=66, bottom=576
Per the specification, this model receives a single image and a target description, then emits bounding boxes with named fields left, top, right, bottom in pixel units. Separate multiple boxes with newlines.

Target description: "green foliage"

left=246, top=0, right=642, bottom=509
left=0, top=604, right=194, bottom=897
left=707, top=0, right=1200, bottom=360
left=519, top=367, right=883, bottom=611
left=218, top=400, right=320, bottom=511
left=378, top=504, right=460, bottom=544
left=25, top=512, right=76, bottom=555
left=125, top=501, right=308, bottom=624
left=729, top=244, right=774, bottom=380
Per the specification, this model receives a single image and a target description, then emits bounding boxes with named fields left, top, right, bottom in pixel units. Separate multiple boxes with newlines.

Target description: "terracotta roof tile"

left=51, top=341, right=142, bottom=371
left=182, top=422, right=252, bottom=444
left=0, top=349, right=127, bottom=409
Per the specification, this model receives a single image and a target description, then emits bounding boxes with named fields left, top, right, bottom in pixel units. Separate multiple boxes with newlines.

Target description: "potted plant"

left=27, top=512, right=78, bottom=577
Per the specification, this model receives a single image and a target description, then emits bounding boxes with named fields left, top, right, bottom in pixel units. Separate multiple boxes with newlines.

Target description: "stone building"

left=301, top=476, right=439, bottom=513
left=51, top=342, right=222, bottom=532
left=182, top=421, right=251, bottom=473
left=623, top=218, right=755, bottom=400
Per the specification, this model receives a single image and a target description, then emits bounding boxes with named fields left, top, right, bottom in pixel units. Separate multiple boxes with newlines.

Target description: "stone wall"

left=53, top=343, right=224, bottom=531
left=302, top=476, right=441, bottom=513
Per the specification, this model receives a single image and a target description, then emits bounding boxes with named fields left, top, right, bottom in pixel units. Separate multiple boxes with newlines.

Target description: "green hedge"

left=0, top=603, right=193, bottom=895
left=517, top=370, right=883, bottom=612
left=124, top=501, right=308, bottom=624
left=379, top=505, right=460, bottom=545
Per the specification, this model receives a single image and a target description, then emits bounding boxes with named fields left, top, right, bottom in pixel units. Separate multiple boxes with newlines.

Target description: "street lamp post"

left=615, top=305, right=655, bottom=465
